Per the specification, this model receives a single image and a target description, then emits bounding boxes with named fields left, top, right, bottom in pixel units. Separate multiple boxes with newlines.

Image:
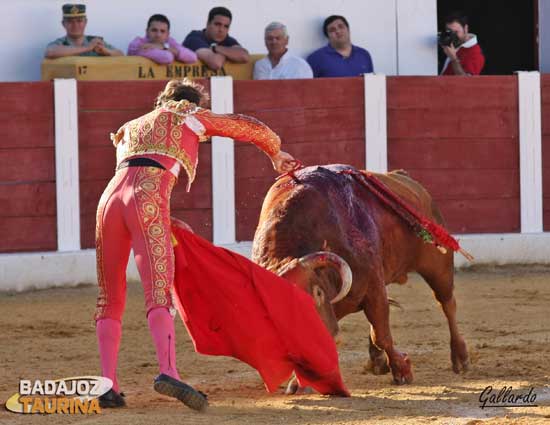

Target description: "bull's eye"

left=312, top=285, right=325, bottom=307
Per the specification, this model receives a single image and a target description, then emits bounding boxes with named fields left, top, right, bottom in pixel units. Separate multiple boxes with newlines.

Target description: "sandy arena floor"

left=1, top=266, right=549, bottom=424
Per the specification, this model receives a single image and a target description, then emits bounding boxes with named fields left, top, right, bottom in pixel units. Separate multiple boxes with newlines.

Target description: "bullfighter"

left=94, top=79, right=296, bottom=410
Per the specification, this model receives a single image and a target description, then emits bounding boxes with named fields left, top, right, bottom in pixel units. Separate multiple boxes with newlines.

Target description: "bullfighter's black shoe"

left=98, top=389, right=126, bottom=408
left=153, top=373, right=208, bottom=412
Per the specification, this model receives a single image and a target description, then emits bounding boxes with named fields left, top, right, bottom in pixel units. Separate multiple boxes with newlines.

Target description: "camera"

left=438, top=29, right=460, bottom=47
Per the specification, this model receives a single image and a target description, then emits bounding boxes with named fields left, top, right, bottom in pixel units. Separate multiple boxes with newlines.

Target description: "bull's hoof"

left=284, top=379, right=314, bottom=395
left=452, top=352, right=470, bottom=374
left=365, top=358, right=391, bottom=375
left=390, top=353, right=413, bottom=385
left=451, top=338, right=470, bottom=374
left=296, top=387, right=314, bottom=395
left=392, top=373, right=413, bottom=385
left=285, top=378, right=298, bottom=395
left=453, top=358, right=470, bottom=374
left=374, top=362, right=391, bottom=375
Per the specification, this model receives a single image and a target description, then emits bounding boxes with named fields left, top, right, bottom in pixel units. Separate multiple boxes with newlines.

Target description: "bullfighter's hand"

left=271, top=150, right=296, bottom=174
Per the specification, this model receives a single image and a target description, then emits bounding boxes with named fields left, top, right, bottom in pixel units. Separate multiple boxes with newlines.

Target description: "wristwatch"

left=210, top=42, right=217, bottom=53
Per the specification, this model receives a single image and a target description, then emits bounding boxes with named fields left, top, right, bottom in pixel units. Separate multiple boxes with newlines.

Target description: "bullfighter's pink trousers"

left=94, top=164, right=181, bottom=391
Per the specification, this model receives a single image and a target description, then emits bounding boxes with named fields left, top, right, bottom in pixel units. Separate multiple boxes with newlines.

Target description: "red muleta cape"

left=170, top=224, right=349, bottom=397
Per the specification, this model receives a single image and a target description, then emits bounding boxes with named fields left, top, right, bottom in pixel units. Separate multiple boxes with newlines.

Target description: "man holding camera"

left=439, top=12, right=484, bottom=76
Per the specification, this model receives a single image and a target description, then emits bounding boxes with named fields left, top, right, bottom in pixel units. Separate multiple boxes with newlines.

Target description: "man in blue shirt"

left=183, top=7, right=249, bottom=71
left=307, top=15, right=373, bottom=78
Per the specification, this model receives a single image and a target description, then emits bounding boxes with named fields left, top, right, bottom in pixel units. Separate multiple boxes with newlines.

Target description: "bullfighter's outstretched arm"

left=193, top=109, right=281, bottom=157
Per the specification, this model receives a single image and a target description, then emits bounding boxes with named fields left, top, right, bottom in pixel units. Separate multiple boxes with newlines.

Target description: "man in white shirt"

left=253, top=22, right=313, bottom=80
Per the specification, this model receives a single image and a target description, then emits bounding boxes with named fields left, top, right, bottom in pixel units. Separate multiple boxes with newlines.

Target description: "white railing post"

left=364, top=74, right=388, bottom=172
left=210, top=76, right=236, bottom=244
left=518, top=71, right=543, bottom=233
left=54, top=78, right=81, bottom=251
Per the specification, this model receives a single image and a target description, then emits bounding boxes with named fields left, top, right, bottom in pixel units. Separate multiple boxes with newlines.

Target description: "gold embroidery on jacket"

left=114, top=105, right=200, bottom=185
left=195, top=110, right=281, bottom=156
left=113, top=102, right=280, bottom=190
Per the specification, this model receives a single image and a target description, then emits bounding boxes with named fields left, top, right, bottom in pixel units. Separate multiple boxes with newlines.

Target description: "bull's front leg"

left=365, top=326, right=391, bottom=375
left=363, top=283, right=413, bottom=384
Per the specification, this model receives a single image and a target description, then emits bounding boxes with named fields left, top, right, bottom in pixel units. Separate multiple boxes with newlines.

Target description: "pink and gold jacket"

left=111, top=99, right=281, bottom=190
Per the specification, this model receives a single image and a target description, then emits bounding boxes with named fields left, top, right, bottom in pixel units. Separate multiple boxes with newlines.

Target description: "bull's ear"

left=312, top=284, right=326, bottom=307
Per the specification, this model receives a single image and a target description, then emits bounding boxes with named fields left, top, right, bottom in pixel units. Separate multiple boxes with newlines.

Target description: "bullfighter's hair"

left=154, top=79, right=210, bottom=109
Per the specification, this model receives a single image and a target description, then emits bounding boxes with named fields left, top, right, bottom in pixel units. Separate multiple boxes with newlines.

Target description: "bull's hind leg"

left=418, top=258, right=469, bottom=373
left=363, top=279, right=413, bottom=384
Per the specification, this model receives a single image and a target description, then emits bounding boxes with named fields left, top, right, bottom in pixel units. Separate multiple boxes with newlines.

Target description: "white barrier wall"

left=0, top=0, right=437, bottom=82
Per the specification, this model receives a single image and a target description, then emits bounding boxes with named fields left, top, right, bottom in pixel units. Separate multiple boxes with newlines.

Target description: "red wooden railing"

left=387, top=76, right=520, bottom=233
left=0, top=76, right=546, bottom=253
left=0, top=82, right=56, bottom=252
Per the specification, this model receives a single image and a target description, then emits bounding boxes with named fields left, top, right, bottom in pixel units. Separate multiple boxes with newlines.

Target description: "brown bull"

left=252, top=164, right=469, bottom=389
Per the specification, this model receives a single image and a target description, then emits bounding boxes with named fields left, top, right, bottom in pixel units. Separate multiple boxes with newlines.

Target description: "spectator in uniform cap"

left=45, top=4, right=123, bottom=58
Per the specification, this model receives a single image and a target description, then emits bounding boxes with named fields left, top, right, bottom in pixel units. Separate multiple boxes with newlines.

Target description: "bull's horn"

left=298, top=252, right=353, bottom=304
left=276, top=258, right=301, bottom=278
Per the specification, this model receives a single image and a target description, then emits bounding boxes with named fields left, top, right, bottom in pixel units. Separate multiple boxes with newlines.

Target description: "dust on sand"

left=1, top=266, right=549, bottom=424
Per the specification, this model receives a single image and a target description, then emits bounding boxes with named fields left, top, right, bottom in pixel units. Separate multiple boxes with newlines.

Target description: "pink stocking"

left=147, top=307, right=181, bottom=380
left=96, top=318, right=122, bottom=393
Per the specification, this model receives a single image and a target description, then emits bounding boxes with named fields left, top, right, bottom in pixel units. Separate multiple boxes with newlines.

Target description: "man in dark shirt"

left=183, top=7, right=249, bottom=71
left=307, top=15, right=373, bottom=78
